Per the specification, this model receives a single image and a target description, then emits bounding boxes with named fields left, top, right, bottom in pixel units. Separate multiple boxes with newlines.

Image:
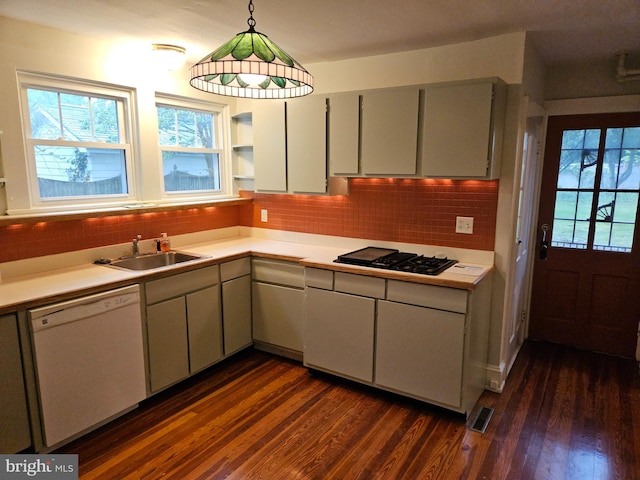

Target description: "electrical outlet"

left=260, top=209, right=268, bottom=222
left=455, top=216, right=474, bottom=234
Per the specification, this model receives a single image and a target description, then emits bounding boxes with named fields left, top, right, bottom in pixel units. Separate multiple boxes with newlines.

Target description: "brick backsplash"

left=240, top=178, right=498, bottom=251
left=1, top=178, right=498, bottom=263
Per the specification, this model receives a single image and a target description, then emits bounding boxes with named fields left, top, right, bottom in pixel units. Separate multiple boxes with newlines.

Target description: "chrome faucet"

left=132, top=234, right=142, bottom=255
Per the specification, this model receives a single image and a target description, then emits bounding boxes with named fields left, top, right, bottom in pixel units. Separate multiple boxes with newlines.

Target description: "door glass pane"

left=602, top=127, right=640, bottom=190
left=558, top=129, right=600, bottom=189
left=552, top=191, right=592, bottom=249
left=593, top=191, right=638, bottom=252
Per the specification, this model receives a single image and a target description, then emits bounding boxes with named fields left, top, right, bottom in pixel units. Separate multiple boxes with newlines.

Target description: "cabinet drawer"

left=335, top=272, right=385, bottom=299
left=252, top=258, right=304, bottom=288
left=145, top=266, right=219, bottom=305
left=220, top=257, right=251, bottom=282
left=305, top=268, right=334, bottom=290
left=386, top=280, right=467, bottom=313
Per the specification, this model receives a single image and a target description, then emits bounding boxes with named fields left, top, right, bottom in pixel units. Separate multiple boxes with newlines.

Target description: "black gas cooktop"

left=334, top=247, right=457, bottom=276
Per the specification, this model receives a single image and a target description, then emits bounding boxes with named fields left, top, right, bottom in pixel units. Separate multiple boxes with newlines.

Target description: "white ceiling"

left=1, top=0, right=638, bottom=66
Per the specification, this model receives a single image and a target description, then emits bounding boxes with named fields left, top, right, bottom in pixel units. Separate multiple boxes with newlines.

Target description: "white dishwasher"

left=29, top=284, right=147, bottom=449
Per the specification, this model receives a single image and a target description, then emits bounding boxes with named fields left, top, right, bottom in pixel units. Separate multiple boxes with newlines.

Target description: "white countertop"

left=0, top=232, right=492, bottom=314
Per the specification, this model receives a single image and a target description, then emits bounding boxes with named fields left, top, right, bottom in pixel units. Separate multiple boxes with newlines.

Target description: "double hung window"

left=156, top=98, right=225, bottom=197
left=16, top=74, right=231, bottom=215
left=19, top=73, right=135, bottom=209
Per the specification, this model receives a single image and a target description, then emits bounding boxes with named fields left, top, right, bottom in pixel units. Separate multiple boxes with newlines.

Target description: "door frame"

left=523, top=94, right=640, bottom=340
left=494, top=96, right=545, bottom=391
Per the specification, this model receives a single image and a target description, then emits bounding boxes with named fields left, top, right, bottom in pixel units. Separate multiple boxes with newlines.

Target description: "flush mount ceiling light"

left=151, top=44, right=186, bottom=71
left=189, top=0, right=314, bottom=99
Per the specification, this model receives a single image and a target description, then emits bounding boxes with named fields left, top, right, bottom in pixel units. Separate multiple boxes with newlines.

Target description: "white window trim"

left=16, top=71, right=139, bottom=214
left=155, top=93, right=233, bottom=201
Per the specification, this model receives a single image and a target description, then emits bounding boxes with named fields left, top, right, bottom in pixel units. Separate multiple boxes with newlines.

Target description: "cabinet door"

left=0, top=314, right=31, bottom=453
left=147, top=297, right=189, bottom=392
left=252, top=282, right=305, bottom=352
left=187, top=286, right=223, bottom=373
left=287, top=95, right=328, bottom=193
left=222, top=275, right=253, bottom=355
left=305, top=288, right=375, bottom=382
left=376, top=300, right=465, bottom=408
left=253, top=100, right=287, bottom=191
left=422, top=81, right=494, bottom=178
left=361, top=88, right=419, bottom=175
left=329, top=92, right=360, bottom=175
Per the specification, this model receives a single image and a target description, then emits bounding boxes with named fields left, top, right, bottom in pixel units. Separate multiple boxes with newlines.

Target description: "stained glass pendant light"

left=189, top=0, right=314, bottom=99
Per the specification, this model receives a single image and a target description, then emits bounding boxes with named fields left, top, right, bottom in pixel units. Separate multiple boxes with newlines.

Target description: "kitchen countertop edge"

left=0, top=237, right=492, bottom=314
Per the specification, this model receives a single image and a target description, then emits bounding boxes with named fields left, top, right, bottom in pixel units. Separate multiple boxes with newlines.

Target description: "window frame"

left=155, top=94, right=232, bottom=201
left=551, top=124, right=640, bottom=253
left=18, top=71, right=138, bottom=212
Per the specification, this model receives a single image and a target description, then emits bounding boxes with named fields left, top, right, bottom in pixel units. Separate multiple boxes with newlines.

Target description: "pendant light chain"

left=247, top=0, right=256, bottom=29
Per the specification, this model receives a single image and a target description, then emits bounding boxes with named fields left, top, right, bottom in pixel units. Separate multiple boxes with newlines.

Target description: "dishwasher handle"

left=30, top=287, right=140, bottom=333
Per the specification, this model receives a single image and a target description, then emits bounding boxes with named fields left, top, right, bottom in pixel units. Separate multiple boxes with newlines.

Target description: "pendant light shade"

left=190, top=0, right=313, bottom=99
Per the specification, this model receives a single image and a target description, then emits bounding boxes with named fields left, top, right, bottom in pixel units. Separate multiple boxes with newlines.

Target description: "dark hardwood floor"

left=57, top=340, right=640, bottom=479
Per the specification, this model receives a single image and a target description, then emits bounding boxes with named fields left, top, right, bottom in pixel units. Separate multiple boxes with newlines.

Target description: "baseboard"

left=485, top=363, right=506, bottom=393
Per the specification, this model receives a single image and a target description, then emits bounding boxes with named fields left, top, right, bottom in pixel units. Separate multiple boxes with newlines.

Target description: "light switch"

left=455, top=216, right=474, bottom=234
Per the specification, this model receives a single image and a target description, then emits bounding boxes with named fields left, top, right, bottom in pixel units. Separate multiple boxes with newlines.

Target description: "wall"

left=545, top=57, right=640, bottom=100
left=0, top=16, right=238, bottom=215
left=306, top=32, right=526, bottom=93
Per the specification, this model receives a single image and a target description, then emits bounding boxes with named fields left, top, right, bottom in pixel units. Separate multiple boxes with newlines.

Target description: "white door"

left=509, top=115, right=543, bottom=358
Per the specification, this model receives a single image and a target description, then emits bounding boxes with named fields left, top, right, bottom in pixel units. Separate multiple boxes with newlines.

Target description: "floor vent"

left=469, top=406, right=494, bottom=434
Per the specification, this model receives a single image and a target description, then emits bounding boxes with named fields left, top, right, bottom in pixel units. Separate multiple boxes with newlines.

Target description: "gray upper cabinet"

left=329, top=92, right=360, bottom=176
left=361, top=88, right=420, bottom=176
left=252, top=78, right=506, bottom=187
left=253, top=96, right=343, bottom=195
left=253, top=100, right=287, bottom=192
left=287, top=95, right=329, bottom=193
left=421, top=79, right=506, bottom=179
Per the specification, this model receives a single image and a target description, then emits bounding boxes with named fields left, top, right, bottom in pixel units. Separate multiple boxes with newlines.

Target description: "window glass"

left=157, top=104, right=223, bottom=194
left=552, top=126, right=639, bottom=253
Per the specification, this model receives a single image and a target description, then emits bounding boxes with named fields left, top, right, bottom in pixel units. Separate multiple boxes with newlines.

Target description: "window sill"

left=0, top=197, right=252, bottom=226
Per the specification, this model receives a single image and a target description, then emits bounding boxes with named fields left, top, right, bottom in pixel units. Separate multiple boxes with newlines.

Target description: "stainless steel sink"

left=108, top=251, right=206, bottom=271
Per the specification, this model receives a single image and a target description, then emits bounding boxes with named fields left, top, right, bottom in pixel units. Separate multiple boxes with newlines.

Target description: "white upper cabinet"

left=287, top=95, right=328, bottom=193
left=329, top=92, right=360, bottom=176
left=361, top=88, right=420, bottom=176
left=421, top=79, right=506, bottom=179
left=253, top=100, right=287, bottom=192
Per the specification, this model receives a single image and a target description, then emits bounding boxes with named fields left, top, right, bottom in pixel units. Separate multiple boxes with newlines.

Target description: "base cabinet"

left=221, top=258, right=253, bottom=356
left=305, top=288, right=375, bottom=383
left=146, top=297, right=190, bottom=393
left=252, top=282, right=304, bottom=352
left=252, top=258, right=305, bottom=357
left=0, top=313, right=31, bottom=453
left=376, top=301, right=465, bottom=408
left=304, top=267, right=492, bottom=415
left=145, top=266, right=222, bottom=393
